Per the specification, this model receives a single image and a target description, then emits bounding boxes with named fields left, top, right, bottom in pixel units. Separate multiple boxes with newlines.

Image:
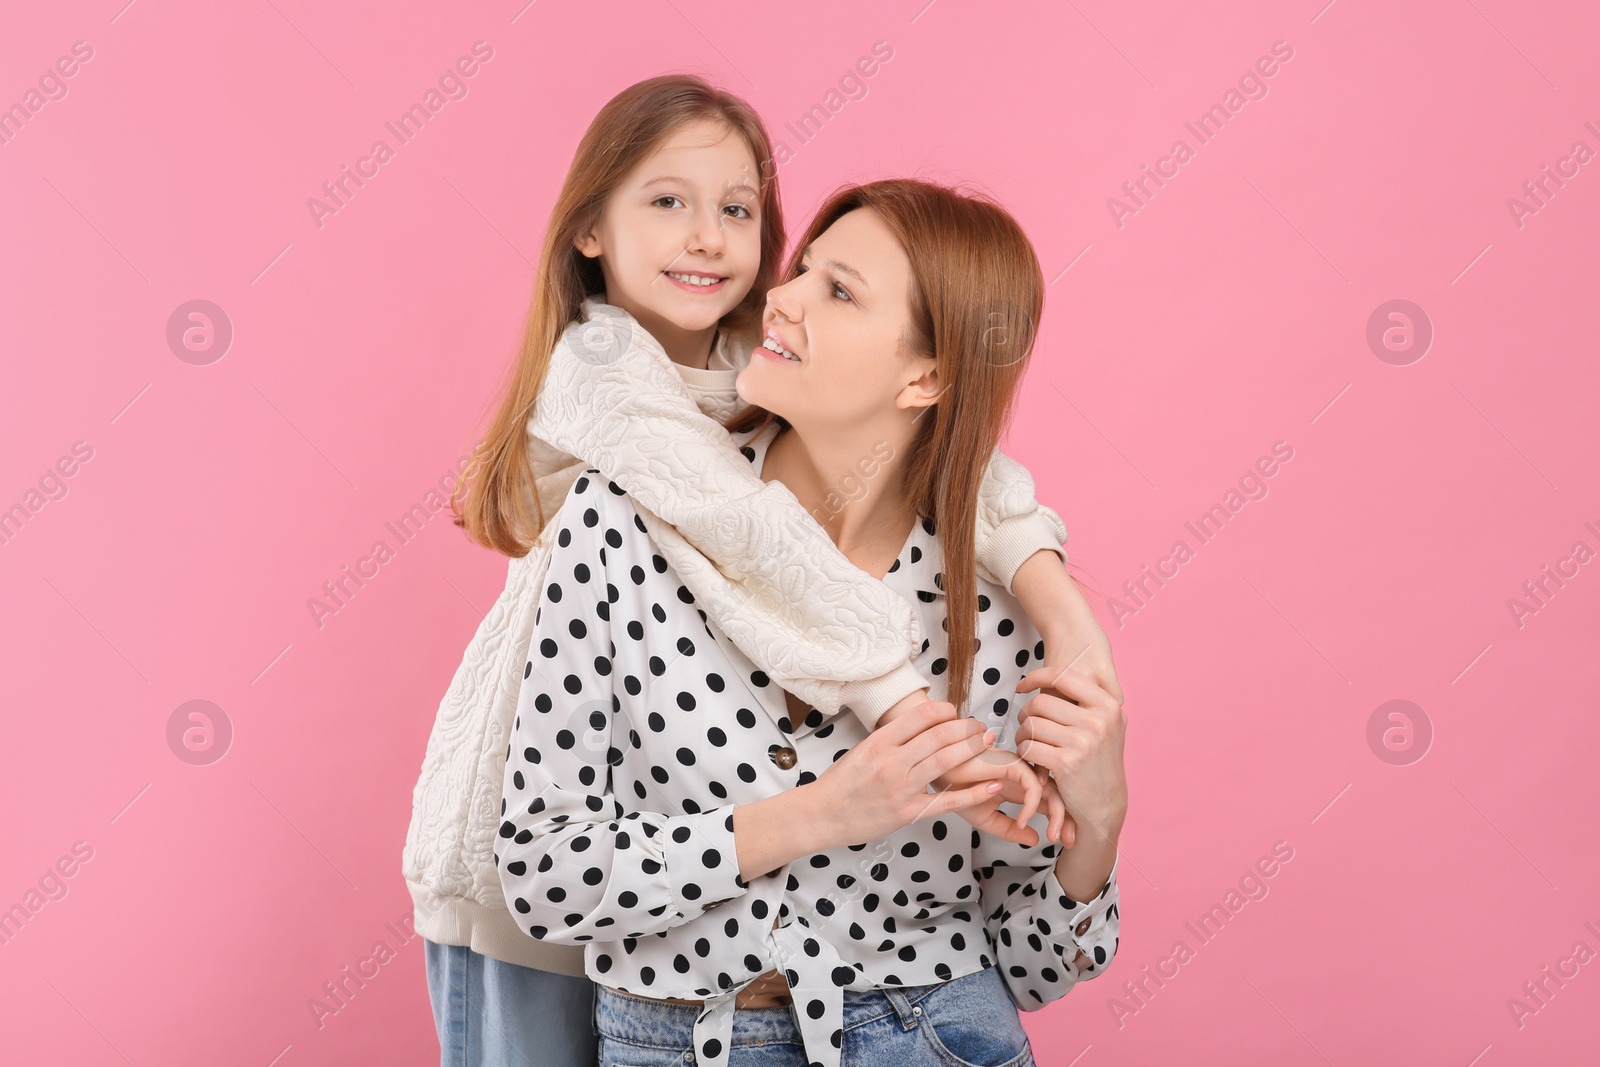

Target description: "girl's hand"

left=1015, top=666, right=1129, bottom=837
left=1040, top=590, right=1123, bottom=707
left=811, top=701, right=1006, bottom=846
left=1011, top=550, right=1125, bottom=705
left=932, top=752, right=1069, bottom=847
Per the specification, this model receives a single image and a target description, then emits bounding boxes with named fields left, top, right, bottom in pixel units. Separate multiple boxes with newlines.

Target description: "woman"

left=496, top=180, right=1128, bottom=1067
left=411, top=73, right=1121, bottom=1067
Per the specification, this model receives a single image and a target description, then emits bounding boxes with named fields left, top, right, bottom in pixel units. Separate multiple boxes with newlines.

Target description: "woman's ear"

left=896, top=358, right=943, bottom=414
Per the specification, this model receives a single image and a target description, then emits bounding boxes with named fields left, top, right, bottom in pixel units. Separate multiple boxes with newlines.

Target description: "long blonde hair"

left=453, top=74, right=786, bottom=556
left=726, top=180, right=1045, bottom=713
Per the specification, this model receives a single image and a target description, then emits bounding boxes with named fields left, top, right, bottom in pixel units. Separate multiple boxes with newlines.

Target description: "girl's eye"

left=723, top=203, right=753, bottom=220
left=652, top=195, right=684, bottom=209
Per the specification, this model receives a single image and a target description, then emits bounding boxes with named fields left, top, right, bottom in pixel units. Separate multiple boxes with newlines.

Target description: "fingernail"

left=986, top=782, right=1002, bottom=791
left=983, top=731, right=996, bottom=746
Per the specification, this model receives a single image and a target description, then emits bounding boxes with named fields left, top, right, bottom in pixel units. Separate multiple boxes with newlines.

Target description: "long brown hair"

left=453, top=74, right=786, bottom=556
left=727, top=180, right=1045, bottom=713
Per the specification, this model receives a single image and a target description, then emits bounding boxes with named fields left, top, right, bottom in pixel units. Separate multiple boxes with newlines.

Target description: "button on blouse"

left=496, top=425, right=1120, bottom=1067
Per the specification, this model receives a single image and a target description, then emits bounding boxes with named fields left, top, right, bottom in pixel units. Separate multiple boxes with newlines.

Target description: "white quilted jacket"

left=403, top=298, right=1068, bottom=973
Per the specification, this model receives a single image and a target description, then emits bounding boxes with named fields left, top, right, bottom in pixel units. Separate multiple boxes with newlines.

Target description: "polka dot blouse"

left=495, top=425, right=1121, bottom=1067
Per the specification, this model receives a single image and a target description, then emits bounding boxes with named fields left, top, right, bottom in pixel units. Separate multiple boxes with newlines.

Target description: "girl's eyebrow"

left=643, top=175, right=758, bottom=199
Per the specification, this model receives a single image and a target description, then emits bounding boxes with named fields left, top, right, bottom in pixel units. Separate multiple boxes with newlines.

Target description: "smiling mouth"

left=663, top=270, right=727, bottom=289
left=759, top=335, right=799, bottom=361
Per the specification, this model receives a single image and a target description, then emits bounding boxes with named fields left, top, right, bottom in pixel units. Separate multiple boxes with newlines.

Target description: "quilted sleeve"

left=526, top=305, right=929, bottom=730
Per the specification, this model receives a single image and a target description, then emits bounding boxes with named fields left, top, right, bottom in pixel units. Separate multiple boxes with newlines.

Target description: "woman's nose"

left=765, top=275, right=802, bottom=323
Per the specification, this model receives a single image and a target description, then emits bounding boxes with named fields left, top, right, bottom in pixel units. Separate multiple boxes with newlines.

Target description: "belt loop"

left=882, top=986, right=920, bottom=1029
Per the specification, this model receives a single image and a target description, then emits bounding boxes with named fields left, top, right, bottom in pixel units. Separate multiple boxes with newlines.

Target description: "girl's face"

left=575, top=118, right=763, bottom=339
left=737, top=207, right=938, bottom=429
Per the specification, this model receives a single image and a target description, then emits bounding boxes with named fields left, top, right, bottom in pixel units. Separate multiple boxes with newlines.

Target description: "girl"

left=495, top=178, right=1127, bottom=1067
left=405, top=75, right=1120, bottom=1066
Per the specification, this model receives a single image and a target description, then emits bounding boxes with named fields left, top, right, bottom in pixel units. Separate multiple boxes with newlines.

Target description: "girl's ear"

left=896, top=358, right=943, bottom=414
left=572, top=211, right=601, bottom=259
left=573, top=223, right=603, bottom=259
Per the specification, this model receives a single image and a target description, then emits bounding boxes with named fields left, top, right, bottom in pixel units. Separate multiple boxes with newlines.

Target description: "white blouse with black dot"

left=496, top=424, right=1120, bottom=1067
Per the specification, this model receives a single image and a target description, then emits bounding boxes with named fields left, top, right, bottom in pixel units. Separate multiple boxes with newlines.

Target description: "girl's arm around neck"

left=530, top=308, right=931, bottom=727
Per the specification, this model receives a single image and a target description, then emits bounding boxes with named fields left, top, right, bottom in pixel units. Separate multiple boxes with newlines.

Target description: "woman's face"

left=736, top=207, right=937, bottom=429
left=575, top=118, right=763, bottom=337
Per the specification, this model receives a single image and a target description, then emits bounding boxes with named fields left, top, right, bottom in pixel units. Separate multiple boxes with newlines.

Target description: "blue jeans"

left=424, top=938, right=598, bottom=1067
left=593, top=964, right=1035, bottom=1067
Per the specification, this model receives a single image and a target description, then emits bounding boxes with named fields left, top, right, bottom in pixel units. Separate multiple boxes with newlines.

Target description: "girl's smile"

left=662, top=269, right=729, bottom=294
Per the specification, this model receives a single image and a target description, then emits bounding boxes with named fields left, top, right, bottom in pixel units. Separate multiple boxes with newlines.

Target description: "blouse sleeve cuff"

left=660, top=807, right=751, bottom=921
left=837, top=661, right=932, bottom=732
left=978, top=511, right=1069, bottom=594
left=1037, top=856, right=1119, bottom=956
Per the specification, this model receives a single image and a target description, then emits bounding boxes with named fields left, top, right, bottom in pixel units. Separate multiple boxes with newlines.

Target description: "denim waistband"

left=594, top=965, right=998, bottom=1048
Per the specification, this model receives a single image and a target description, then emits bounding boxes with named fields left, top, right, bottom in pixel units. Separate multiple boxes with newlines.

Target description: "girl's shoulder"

left=560, top=296, right=657, bottom=364
left=556, top=294, right=697, bottom=383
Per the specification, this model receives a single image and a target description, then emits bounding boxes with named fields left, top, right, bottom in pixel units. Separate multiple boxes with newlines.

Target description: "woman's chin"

left=734, top=370, right=786, bottom=416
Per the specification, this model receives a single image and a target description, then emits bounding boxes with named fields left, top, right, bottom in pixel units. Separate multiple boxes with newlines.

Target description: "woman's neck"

left=760, top=423, right=917, bottom=579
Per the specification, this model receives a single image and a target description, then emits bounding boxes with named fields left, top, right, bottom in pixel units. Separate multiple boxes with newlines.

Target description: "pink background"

left=3, top=0, right=1597, bottom=1063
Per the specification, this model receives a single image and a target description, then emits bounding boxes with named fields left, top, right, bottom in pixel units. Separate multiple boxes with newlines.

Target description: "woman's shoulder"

left=899, top=515, right=1038, bottom=655
left=555, top=468, right=647, bottom=541
left=549, top=420, right=778, bottom=554
left=902, top=514, right=1014, bottom=602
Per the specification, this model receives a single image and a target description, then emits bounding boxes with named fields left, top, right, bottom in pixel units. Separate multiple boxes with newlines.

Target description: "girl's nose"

left=686, top=205, right=726, bottom=256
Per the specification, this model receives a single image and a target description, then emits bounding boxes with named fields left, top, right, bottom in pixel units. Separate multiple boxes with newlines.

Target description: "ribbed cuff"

left=980, top=512, right=1068, bottom=594
left=837, top=661, right=932, bottom=731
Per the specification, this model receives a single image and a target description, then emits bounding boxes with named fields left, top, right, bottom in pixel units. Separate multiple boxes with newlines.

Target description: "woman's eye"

left=796, top=263, right=850, bottom=302
left=652, top=195, right=684, bottom=209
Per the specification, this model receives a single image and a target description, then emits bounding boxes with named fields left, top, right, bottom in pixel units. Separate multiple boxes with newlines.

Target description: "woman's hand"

left=810, top=701, right=1008, bottom=847
left=1015, top=665, right=1128, bottom=840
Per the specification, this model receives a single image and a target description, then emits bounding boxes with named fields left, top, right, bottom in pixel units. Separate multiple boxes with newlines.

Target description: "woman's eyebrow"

left=802, top=249, right=871, bottom=289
